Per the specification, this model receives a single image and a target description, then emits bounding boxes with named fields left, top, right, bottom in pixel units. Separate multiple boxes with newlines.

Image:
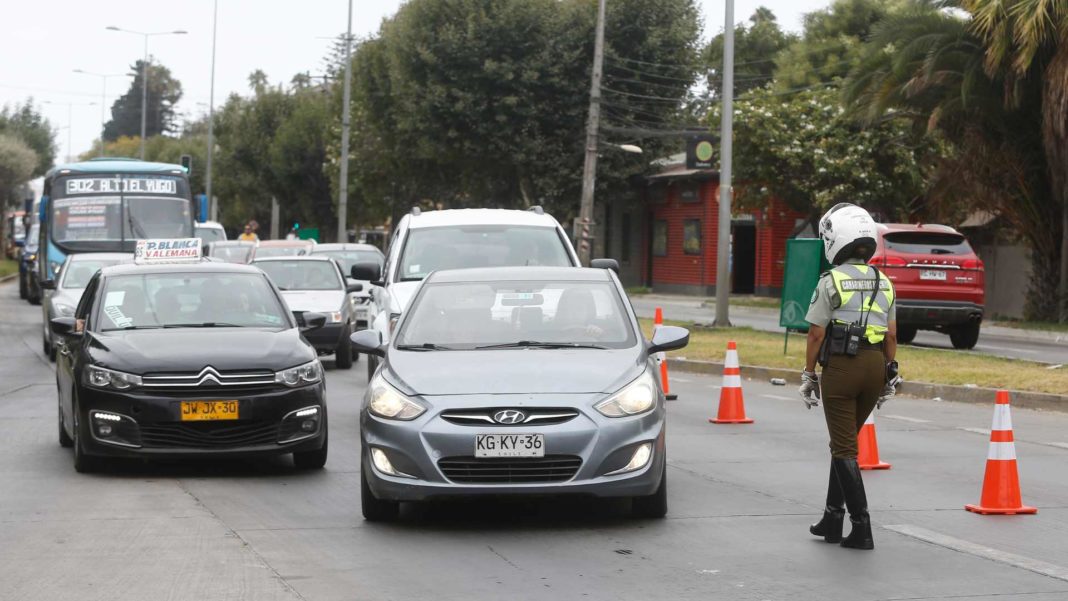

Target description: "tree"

left=702, top=7, right=796, bottom=96
left=103, top=60, right=184, bottom=141
left=0, top=133, right=37, bottom=205
left=0, top=100, right=57, bottom=177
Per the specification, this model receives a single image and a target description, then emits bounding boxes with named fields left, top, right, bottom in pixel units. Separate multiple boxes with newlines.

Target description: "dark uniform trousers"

left=820, top=348, right=884, bottom=458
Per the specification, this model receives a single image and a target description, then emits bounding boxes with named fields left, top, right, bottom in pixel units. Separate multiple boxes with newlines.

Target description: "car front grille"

left=139, top=420, right=279, bottom=449
left=439, top=408, right=579, bottom=427
left=438, top=455, right=582, bottom=484
left=141, top=367, right=276, bottom=391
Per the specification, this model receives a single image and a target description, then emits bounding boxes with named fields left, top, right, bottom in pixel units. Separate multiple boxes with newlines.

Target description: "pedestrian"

left=238, top=223, right=259, bottom=242
left=285, top=223, right=299, bottom=240
left=799, top=203, right=901, bottom=550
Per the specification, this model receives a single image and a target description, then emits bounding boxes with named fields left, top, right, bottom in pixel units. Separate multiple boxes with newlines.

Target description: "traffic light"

left=180, top=154, right=193, bottom=174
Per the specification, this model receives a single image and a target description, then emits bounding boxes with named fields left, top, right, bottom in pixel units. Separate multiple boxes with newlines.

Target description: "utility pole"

left=337, top=0, right=354, bottom=243
left=714, top=0, right=735, bottom=327
left=206, top=0, right=219, bottom=210
left=577, top=0, right=607, bottom=266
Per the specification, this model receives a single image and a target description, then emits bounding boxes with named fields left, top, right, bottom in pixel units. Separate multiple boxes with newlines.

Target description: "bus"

left=37, top=158, right=195, bottom=282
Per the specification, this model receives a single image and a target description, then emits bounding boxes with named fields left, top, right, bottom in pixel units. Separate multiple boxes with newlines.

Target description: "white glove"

left=877, top=375, right=901, bottom=409
left=799, top=370, right=820, bottom=409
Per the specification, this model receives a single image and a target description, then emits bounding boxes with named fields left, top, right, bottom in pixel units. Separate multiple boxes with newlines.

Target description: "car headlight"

left=368, top=375, right=425, bottom=420
left=596, top=370, right=657, bottom=417
left=275, top=360, right=323, bottom=387
left=49, top=260, right=63, bottom=278
left=86, top=365, right=143, bottom=390
left=55, top=302, right=75, bottom=317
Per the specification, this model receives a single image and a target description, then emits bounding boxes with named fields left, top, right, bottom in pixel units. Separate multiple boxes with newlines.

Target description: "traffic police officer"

left=799, top=203, right=900, bottom=550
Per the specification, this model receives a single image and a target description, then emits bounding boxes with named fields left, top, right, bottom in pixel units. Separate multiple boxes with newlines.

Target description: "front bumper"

left=77, top=382, right=327, bottom=459
left=303, top=322, right=346, bottom=353
left=361, top=395, right=666, bottom=502
left=897, top=300, right=983, bottom=327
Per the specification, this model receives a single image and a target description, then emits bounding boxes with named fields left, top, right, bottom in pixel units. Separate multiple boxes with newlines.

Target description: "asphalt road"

left=630, top=294, right=1068, bottom=365
left=3, top=280, right=1068, bottom=600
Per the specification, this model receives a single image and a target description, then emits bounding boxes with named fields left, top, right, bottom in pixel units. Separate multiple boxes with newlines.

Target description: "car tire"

left=58, top=396, right=73, bottom=448
left=950, top=321, right=981, bottom=350
left=49, top=343, right=57, bottom=363
left=361, top=457, right=399, bottom=522
left=896, top=325, right=917, bottom=345
left=335, top=323, right=353, bottom=370
left=293, top=432, right=328, bottom=470
left=72, top=396, right=102, bottom=473
left=18, top=272, right=27, bottom=299
left=632, top=469, right=667, bottom=519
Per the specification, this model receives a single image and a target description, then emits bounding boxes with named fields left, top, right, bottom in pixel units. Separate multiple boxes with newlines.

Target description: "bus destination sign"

left=65, top=177, right=177, bottom=196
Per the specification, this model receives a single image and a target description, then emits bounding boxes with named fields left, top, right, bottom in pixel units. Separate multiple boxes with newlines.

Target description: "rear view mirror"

left=590, top=258, right=620, bottom=274
left=350, top=262, right=382, bottom=283
left=40, top=279, right=56, bottom=290
left=50, top=317, right=81, bottom=338
left=648, top=325, right=689, bottom=354
left=297, top=311, right=327, bottom=332
left=346, top=281, right=364, bottom=294
left=350, top=329, right=385, bottom=357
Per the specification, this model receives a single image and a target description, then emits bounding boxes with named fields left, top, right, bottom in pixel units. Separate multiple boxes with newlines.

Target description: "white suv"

left=351, top=207, right=580, bottom=379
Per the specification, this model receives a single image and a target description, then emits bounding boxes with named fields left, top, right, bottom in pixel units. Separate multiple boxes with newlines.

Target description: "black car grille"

left=438, top=455, right=582, bottom=484
left=139, top=420, right=279, bottom=449
left=439, top=408, right=579, bottom=427
left=141, top=368, right=276, bottom=393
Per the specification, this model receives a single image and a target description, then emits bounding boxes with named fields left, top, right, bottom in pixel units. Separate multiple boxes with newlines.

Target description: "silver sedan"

left=41, top=252, right=131, bottom=361
left=350, top=266, right=689, bottom=521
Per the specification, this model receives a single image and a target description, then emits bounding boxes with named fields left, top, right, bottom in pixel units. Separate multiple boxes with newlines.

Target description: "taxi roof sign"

left=134, top=238, right=203, bottom=264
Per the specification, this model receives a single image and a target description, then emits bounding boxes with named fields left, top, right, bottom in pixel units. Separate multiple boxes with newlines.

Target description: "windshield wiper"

left=161, top=322, right=243, bottom=328
left=474, top=340, right=608, bottom=350
left=112, top=325, right=163, bottom=331
left=395, top=343, right=456, bottom=351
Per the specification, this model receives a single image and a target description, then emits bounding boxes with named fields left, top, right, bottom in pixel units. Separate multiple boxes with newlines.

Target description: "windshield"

left=210, top=245, right=253, bottom=263
left=25, top=224, right=39, bottom=252
left=884, top=232, right=973, bottom=255
left=255, top=260, right=341, bottom=291
left=397, top=225, right=571, bottom=281
left=313, top=249, right=382, bottom=273
left=195, top=225, right=227, bottom=243
left=255, top=246, right=310, bottom=258
left=98, top=272, right=288, bottom=331
left=62, top=257, right=124, bottom=289
left=396, top=280, right=636, bottom=349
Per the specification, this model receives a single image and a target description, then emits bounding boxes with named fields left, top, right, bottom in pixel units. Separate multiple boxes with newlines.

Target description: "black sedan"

left=51, top=261, right=330, bottom=472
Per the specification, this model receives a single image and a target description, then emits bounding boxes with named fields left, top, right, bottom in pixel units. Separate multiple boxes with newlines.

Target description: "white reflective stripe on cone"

left=864, top=411, right=875, bottom=426
left=991, top=404, right=1013, bottom=432
left=987, top=441, right=1018, bottom=461
left=723, top=374, right=742, bottom=388
left=725, top=350, right=739, bottom=368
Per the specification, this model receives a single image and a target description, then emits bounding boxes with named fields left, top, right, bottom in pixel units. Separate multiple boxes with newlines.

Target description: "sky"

left=0, top=0, right=828, bottom=163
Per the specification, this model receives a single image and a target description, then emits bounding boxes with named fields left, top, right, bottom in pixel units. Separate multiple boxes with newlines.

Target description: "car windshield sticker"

left=258, top=313, right=283, bottom=325
left=104, top=291, right=125, bottom=307
left=409, top=264, right=420, bottom=273
left=104, top=304, right=132, bottom=328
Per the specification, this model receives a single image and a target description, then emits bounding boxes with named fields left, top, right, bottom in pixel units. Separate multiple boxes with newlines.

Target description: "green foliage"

left=103, top=61, right=184, bottom=141
left=703, top=7, right=796, bottom=95
left=0, top=100, right=57, bottom=177
left=0, top=133, right=37, bottom=204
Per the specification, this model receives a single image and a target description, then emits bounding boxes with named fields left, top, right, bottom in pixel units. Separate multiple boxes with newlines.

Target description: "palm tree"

left=845, top=0, right=1067, bottom=321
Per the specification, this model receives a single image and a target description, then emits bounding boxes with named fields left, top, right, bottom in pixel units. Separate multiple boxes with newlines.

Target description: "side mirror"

left=590, top=258, right=620, bottom=274
left=51, top=316, right=81, bottom=337
left=346, top=281, right=364, bottom=294
left=298, top=311, right=327, bottom=332
left=350, top=329, right=386, bottom=357
left=40, top=279, right=56, bottom=290
left=350, top=261, right=382, bottom=283
left=648, top=325, right=689, bottom=354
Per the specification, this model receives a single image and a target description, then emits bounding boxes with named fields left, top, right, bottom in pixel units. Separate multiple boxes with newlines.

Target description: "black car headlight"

left=595, top=371, right=657, bottom=417
left=86, top=366, right=143, bottom=390
left=275, top=360, right=322, bottom=387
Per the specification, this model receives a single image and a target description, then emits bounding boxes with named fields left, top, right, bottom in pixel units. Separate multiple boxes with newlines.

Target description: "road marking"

left=762, top=394, right=794, bottom=401
left=978, top=344, right=1039, bottom=355
left=1045, top=442, right=1068, bottom=450
left=882, top=414, right=931, bottom=424
left=884, top=525, right=1068, bottom=583
left=957, top=427, right=991, bottom=436
left=671, top=377, right=692, bottom=383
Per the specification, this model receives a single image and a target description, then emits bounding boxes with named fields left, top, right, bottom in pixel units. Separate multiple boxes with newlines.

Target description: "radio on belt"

left=134, top=238, right=203, bottom=264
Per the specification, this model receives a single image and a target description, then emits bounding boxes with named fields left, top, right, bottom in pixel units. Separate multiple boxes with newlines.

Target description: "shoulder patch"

left=810, top=287, right=819, bottom=305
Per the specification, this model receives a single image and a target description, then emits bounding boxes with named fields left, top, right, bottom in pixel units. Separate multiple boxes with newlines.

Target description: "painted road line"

left=1044, top=442, right=1068, bottom=450
left=978, top=344, right=1039, bottom=355
left=671, top=377, right=692, bottom=383
left=762, top=394, right=794, bottom=401
left=882, top=414, right=931, bottom=424
left=884, top=525, right=1068, bottom=583
left=957, top=427, right=992, bottom=436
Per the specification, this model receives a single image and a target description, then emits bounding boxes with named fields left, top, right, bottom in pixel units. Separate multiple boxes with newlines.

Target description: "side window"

left=75, top=274, right=100, bottom=326
left=383, top=227, right=401, bottom=284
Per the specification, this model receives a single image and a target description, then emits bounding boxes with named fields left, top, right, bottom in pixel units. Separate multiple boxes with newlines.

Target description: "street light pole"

left=73, top=69, right=127, bottom=157
left=337, top=0, right=354, bottom=243
left=44, top=100, right=96, bottom=163
left=206, top=0, right=219, bottom=215
left=577, top=0, right=607, bottom=266
left=714, top=0, right=735, bottom=327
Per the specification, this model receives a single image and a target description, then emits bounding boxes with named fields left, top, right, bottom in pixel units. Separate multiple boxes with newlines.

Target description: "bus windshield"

left=50, top=175, right=192, bottom=251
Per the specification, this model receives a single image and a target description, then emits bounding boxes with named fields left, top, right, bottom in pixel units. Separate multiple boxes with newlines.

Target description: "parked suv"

left=869, top=224, right=985, bottom=349
left=353, top=207, right=580, bottom=381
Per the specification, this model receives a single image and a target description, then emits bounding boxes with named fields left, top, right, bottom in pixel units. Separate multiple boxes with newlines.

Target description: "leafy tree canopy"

left=103, top=60, right=184, bottom=141
left=0, top=133, right=37, bottom=205
left=0, top=100, right=57, bottom=177
left=703, top=7, right=796, bottom=96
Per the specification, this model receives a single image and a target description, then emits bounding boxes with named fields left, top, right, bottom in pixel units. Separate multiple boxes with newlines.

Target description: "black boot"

left=810, top=460, right=844, bottom=542
left=833, top=457, right=874, bottom=550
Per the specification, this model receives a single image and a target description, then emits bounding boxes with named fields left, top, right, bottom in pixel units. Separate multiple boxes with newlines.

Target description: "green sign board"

left=779, top=238, right=830, bottom=331
left=298, top=228, right=320, bottom=242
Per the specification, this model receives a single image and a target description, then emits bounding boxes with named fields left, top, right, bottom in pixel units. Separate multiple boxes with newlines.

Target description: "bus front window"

left=51, top=197, right=123, bottom=243
left=124, top=197, right=193, bottom=239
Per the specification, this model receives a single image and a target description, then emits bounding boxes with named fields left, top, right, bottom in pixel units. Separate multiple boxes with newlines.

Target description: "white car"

left=41, top=252, right=132, bottom=361
left=194, top=220, right=227, bottom=244
left=353, top=206, right=581, bottom=380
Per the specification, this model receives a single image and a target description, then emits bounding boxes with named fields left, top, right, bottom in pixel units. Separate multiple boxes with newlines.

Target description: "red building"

left=601, top=156, right=806, bottom=296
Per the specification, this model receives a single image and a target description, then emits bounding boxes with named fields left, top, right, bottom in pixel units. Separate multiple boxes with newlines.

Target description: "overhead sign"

left=134, top=238, right=202, bottom=264
left=65, top=177, right=177, bottom=196
left=686, top=135, right=716, bottom=170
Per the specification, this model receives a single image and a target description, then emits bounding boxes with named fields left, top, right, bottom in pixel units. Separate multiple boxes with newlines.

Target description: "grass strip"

left=0, top=259, right=17, bottom=279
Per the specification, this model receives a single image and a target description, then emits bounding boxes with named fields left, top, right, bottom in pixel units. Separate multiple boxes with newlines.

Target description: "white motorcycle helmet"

left=819, top=203, right=878, bottom=265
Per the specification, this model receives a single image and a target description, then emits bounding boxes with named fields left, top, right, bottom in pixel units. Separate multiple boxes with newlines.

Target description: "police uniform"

left=806, top=260, right=895, bottom=457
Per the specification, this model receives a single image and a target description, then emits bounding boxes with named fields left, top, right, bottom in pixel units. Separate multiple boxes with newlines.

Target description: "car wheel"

left=293, top=431, right=328, bottom=470
left=72, top=395, right=102, bottom=473
left=49, top=343, right=57, bottom=363
left=896, top=325, right=917, bottom=345
left=632, top=469, right=667, bottom=519
left=43, top=336, right=51, bottom=358
left=950, top=321, right=981, bottom=350
left=58, top=395, right=73, bottom=448
left=18, top=273, right=27, bottom=299
left=361, top=455, right=399, bottom=522
left=335, top=323, right=353, bottom=369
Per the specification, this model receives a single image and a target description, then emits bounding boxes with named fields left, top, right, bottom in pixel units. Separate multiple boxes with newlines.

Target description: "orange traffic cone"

left=965, top=391, right=1037, bottom=515
left=857, top=411, right=891, bottom=470
left=710, top=341, right=753, bottom=424
left=653, top=307, right=677, bottom=401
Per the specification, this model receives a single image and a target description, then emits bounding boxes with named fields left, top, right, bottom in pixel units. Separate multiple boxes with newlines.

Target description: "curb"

left=0, top=273, right=17, bottom=284
left=666, top=357, right=1068, bottom=412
